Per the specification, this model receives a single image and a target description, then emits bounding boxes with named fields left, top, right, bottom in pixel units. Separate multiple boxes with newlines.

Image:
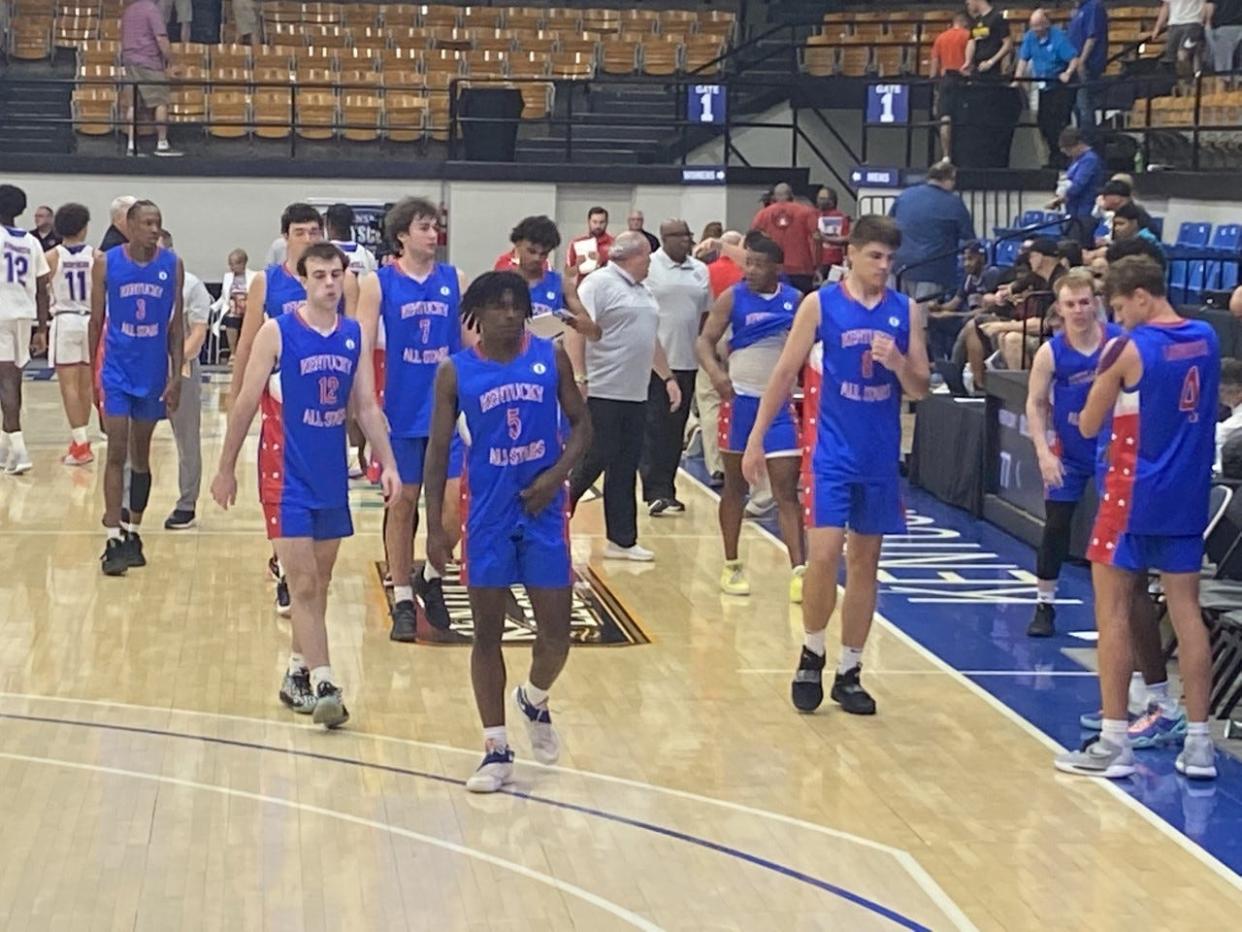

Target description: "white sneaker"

left=465, top=742, right=515, bottom=793
left=513, top=686, right=561, bottom=765
left=603, top=542, right=654, bottom=562
left=1054, top=738, right=1136, bottom=779
left=1176, top=735, right=1218, bottom=780
left=154, top=140, right=183, bottom=157
left=5, top=450, right=32, bottom=475
left=745, top=496, right=775, bottom=518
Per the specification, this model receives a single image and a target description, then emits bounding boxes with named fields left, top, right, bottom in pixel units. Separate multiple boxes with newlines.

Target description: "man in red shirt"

left=931, top=12, right=972, bottom=157
left=750, top=184, right=818, bottom=292
left=696, top=230, right=745, bottom=486
left=565, top=206, right=614, bottom=277
left=813, top=186, right=850, bottom=278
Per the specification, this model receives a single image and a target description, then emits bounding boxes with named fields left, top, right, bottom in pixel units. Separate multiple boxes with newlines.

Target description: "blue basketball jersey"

left=811, top=282, right=910, bottom=479
left=529, top=269, right=564, bottom=318
left=259, top=311, right=361, bottom=510
left=1050, top=322, right=1123, bottom=472
left=453, top=335, right=563, bottom=527
left=729, top=282, right=801, bottom=351
left=377, top=261, right=462, bottom=437
left=101, top=245, right=178, bottom=398
left=1097, top=319, right=1219, bottom=537
left=264, top=263, right=306, bottom=319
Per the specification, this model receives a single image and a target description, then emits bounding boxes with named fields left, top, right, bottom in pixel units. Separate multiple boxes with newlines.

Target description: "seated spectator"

left=966, top=238, right=1065, bottom=378
left=1094, top=178, right=1157, bottom=235
left=1221, top=430, right=1242, bottom=480
left=927, top=243, right=991, bottom=360
left=1216, top=358, right=1242, bottom=471
left=1057, top=238, right=1084, bottom=268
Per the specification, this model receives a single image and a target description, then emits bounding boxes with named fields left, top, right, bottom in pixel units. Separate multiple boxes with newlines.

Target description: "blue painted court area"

left=681, top=456, right=1242, bottom=876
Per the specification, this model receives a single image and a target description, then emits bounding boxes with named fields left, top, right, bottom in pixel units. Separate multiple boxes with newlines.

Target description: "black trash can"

left=952, top=82, right=1023, bottom=168
left=458, top=86, right=524, bottom=162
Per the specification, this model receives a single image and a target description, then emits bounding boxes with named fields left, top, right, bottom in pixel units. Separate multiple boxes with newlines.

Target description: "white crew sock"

left=106, top=526, right=123, bottom=541
left=483, top=725, right=508, bottom=751
left=6, top=430, right=26, bottom=455
left=423, top=560, right=441, bottom=582
left=288, top=653, right=306, bottom=675
left=1145, top=680, right=1174, bottom=714
left=394, top=584, right=414, bottom=604
left=71, top=427, right=89, bottom=445
left=1186, top=721, right=1210, bottom=739
left=1101, top=718, right=1130, bottom=748
left=1035, top=582, right=1056, bottom=603
left=804, top=629, right=826, bottom=657
left=310, top=665, right=335, bottom=690
left=838, top=645, right=864, bottom=675
left=523, top=681, right=549, bottom=707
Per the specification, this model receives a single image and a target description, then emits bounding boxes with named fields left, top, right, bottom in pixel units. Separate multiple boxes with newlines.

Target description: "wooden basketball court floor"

left=1, top=378, right=1240, bottom=931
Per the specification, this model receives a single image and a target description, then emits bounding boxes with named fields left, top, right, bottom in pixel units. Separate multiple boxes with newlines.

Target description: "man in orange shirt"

left=750, top=184, right=818, bottom=293
left=931, top=12, right=972, bottom=157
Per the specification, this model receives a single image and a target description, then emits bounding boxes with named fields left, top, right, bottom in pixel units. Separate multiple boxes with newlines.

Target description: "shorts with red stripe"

left=1087, top=526, right=1202, bottom=573
left=719, top=394, right=800, bottom=457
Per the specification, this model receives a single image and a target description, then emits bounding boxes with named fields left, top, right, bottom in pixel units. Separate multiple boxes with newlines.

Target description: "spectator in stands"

left=967, top=238, right=1064, bottom=376
left=121, top=0, right=180, bottom=157
left=31, top=205, right=60, bottom=251
left=927, top=243, right=989, bottom=360
left=1110, top=203, right=1161, bottom=246
left=1015, top=9, right=1080, bottom=167
left=628, top=210, right=660, bottom=254
left=1215, top=358, right=1242, bottom=471
left=232, top=0, right=261, bottom=49
left=1096, top=178, right=1157, bottom=235
left=1210, top=0, right=1242, bottom=73
left=1048, top=126, right=1104, bottom=246
left=1068, top=0, right=1109, bottom=132
left=963, top=0, right=1013, bottom=78
left=813, top=187, right=850, bottom=279
left=931, top=12, right=972, bottom=156
left=750, top=183, right=819, bottom=292
left=889, top=160, right=977, bottom=303
left=1057, top=238, right=1085, bottom=268
left=99, top=195, right=136, bottom=251
left=158, top=0, right=191, bottom=43
left=1153, top=0, right=1210, bottom=76
left=566, top=206, right=613, bottom=277
left=642, top=219, right=710, bottom=516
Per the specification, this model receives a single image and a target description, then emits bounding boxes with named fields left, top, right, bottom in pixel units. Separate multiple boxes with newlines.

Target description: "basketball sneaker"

left=791, top=647, right=826, bottom=712
left=513, top=685, right=561, bottom=764
left=1128, top=704, right=1188, bottom=749
left=1027, top=602, right=1055, bottom=637
left=1175, top=735, right=1218, bottom=780
left=279, top=669, right=316, bottom=714
left=1054, top=737, right=1136, bottom=779
left=312, top=682, right=349, bottom=729
left=648, top=498, right=685, bottom=517
left=415, top=572, right=452, bottom=630
left=465, top=741, right=515, bottom=793
left=124, top=531, right=146, bottom=567
left=390, top=600, right=418, bottom=642
left=603, top=542, right=654, bottom=562
left=5, top=449, right=32, bottom=475
left=164, top=509, right=196, bottom=530
left=831, top=666, right=877, bottom=715
left=719, top=560, right=750, bottom=595
left=789, top=565, right=806, bottom=604
left=275, top=576, right=292, bottom=617
left=101, top=537, right=128, bottom=576
left=347, top=462, right=364, bottom=479
left=62, top=442, right=94, bottom=466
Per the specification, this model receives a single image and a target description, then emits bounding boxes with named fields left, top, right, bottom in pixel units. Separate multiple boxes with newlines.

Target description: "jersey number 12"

left=4, top=253, right=28, bottom=286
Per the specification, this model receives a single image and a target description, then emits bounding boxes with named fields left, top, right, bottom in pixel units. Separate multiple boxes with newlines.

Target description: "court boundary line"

left=0, top=711, right=932, bottom=932
left=0, top=749, right=662, bottom=931
left=676, top=468, right=1242, bottom=896
left=0, top=690, right=967, bottom=930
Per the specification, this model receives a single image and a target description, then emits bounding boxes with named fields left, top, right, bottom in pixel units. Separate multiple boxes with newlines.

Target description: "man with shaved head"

left=628, top=209, right=659, bottom=253
left=642, top=218, right=709, bottom=515
left=750, top=183, right=819, bottom=292
left=1015, top=8, right=1078, bottom=166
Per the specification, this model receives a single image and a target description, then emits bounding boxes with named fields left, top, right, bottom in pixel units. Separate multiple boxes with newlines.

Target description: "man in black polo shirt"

left=964, top=0, right=1013, bottom=76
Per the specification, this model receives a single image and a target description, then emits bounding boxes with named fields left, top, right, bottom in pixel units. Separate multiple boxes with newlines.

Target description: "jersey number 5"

left=506, top=407, right=522, bottom=440
left=319, top=376, right=340, bottom=406
left=1179, top=365, right=1200, bottom=419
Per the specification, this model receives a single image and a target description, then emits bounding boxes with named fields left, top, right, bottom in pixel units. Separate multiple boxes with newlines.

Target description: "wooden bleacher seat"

left=382, top=5, right=419, bottom=29
left=211, top=44, right=252, bottom=71
left=508, top=53, right=551, bottom=80
left=266, top=23, right=306, bottom=47
left=465, top=50, right=509, bottom=77
left=340, top=69, right=383, bottom=91
left=12, top=16, right=54, bottom=61
left=683, top=36, right=724, bottom=73
left=512, top=81, right=553, bottom=119
left=504, top=9, right=545, bottom=32
left=642, top=39, right=681, bottom=77
left=253, top=89, right=293, bottom=139
left=73, top=85, right=118, bottom=135
left=385, top=28, right=434, bottom=51
left=839, top=46, right=872, bottom=76
left=512, top=31, right=559, bottom=55
left=170, top=42, right=210, bottom=71
left=601, top=40, right=640, bottom=75
left=695, top=11, right=735, bottom=41
left=557, top=33, right=599, bottom=57
left=461, top=6, right=502, bottom=30
left=79, top=39, right=119, bottom=67
left=426, top=91, right=453, bottom=142
left=853, top=23, right=888, bottom=40
left=54, top=15, right=99, bottom=47
left=299, top=47, right=339, bottom=70
left=549, top=51, right=594, bottom=79
left=543, top=7, right=582, bottom=32
left=803, top=34, right=836, bottom=77
left=379, top=50, right=424, bottom=84
left=427, top=28, right=474, bottom=51
left=304, top=26, right=351, bottom=49
left=169, top=66, right=207, bottom=125
left=253, top=46, right=296, bottom=71
left=341, top=4, right=381, bottom=29
left=874, top=45, right=906, bottom=76
left=295, top=90, right=337, bottom=139
left=473, top=30, right=518, bottom=53
left=420, top=5, right=461, bottom=29
left=350, top=26, right=389, bottom=50
left=425, top=48, right=466, bottom=76
left=302, top=2, right=342, bottom=26
left=384, top=92, right=428, bottom=142
left=207, top=89, right=250, bottom=138
left=98, top=18, right=120, bottom=41
left=341, top=92, right=382, bottom=141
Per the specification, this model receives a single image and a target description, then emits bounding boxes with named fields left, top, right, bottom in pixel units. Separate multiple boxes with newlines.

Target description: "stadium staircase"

left=0, top=60, right=75, bottom=154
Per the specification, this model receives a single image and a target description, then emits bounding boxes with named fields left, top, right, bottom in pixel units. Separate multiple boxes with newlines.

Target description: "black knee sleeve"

left=1036, top=499, right=1078, bottom=581
left=129, top=470, right=153, bottom=514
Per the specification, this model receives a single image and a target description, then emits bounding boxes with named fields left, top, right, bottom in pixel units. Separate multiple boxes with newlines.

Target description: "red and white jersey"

left=799, top=342, right=823, bottom=528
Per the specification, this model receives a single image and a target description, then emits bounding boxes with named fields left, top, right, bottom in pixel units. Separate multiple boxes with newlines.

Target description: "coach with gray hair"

left=567, top=231, right=682, bottom=562
left=100, top=195, right=136, bottom=251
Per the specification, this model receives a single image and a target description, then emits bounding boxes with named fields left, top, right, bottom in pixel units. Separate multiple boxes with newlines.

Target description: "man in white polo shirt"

left=567, top=231, right=682, bottom=561
left=642, top=219, right=708, bottom=516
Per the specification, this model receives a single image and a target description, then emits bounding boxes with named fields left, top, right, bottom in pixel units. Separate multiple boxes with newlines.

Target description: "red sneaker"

left=63, top=442, right=94, bottom=466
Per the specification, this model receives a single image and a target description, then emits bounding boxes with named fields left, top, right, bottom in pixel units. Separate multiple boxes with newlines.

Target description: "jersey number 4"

left=1180, top=365, right=1200, bottom=420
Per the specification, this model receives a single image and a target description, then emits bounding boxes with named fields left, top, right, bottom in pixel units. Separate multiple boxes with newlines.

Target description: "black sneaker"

left=279, top=669, right=316, bottom=714
left=390, top=599, right=418, bottom=642
left=101, top=537, right=128, bottom=576
left=164, top=509, right=196, bottom=530
left=791, top=647, right=826, bottom=712
left=312, top=681, right=349, bottom=729
left=275, top=576, right=292, bottom=616
left=831, top=666, right=877, bottom=715
left=124, top=531, right=146, bottom=567
left=415, top=572, right=452, bottom=630
left=648, top=498, right=673, bottom=517
left=664, top=498, right=686, bottom=513
left=708, top=471, right=725, bottom=489
left=1028, top=602, right=1056, bottom=637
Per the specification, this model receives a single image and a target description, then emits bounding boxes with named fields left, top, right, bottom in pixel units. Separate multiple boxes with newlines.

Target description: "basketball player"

left=45, top=203, right=96, bottom=465
left=696, top=234, right=805, bottom=599
left=1056, top=256, right=1220, bottom=780
left=356, top=196, right=471, bottom=641
left=424, top=271, right=591, bottom=792
left=1025, top=268, right=1122, bottom=637
left=505, top=215, right=601, bottom=340
left=212, top=242, right=399, bottom=728
left=743, top=216, right=930, bottom=715
left=0, top=184, right=51, bottom=475
left=89, top=199, right=184, bottom=575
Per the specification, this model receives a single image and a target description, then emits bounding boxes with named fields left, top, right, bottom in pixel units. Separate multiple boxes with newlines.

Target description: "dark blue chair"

left=1170, top=221, right=1213, bottom=304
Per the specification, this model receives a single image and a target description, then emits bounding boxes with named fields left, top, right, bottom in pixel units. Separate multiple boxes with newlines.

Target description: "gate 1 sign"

left=866, top=84, right=909, bottom=125
left=688, top=85, right=725, bottom=125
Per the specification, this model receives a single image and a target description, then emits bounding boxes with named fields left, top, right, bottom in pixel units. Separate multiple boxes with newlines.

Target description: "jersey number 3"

left=1179, top=365, right=1200, bottom=420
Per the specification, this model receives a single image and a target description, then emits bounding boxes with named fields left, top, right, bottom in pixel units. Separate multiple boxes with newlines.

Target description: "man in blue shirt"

left=1068, top=0, right=1109, bottom=133
left=1016, top=9, right=1080, bottom=167
left=1048, top=126, right=1105, bottom=246
left=888, top=160, right=977, bottom=302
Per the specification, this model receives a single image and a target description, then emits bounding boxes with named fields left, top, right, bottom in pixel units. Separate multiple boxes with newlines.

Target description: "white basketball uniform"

left=49, top=243, right=94, bottom=366
left=0, top=225, right=50, bottom=367
left=332, top=240, right=378, bottom=277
